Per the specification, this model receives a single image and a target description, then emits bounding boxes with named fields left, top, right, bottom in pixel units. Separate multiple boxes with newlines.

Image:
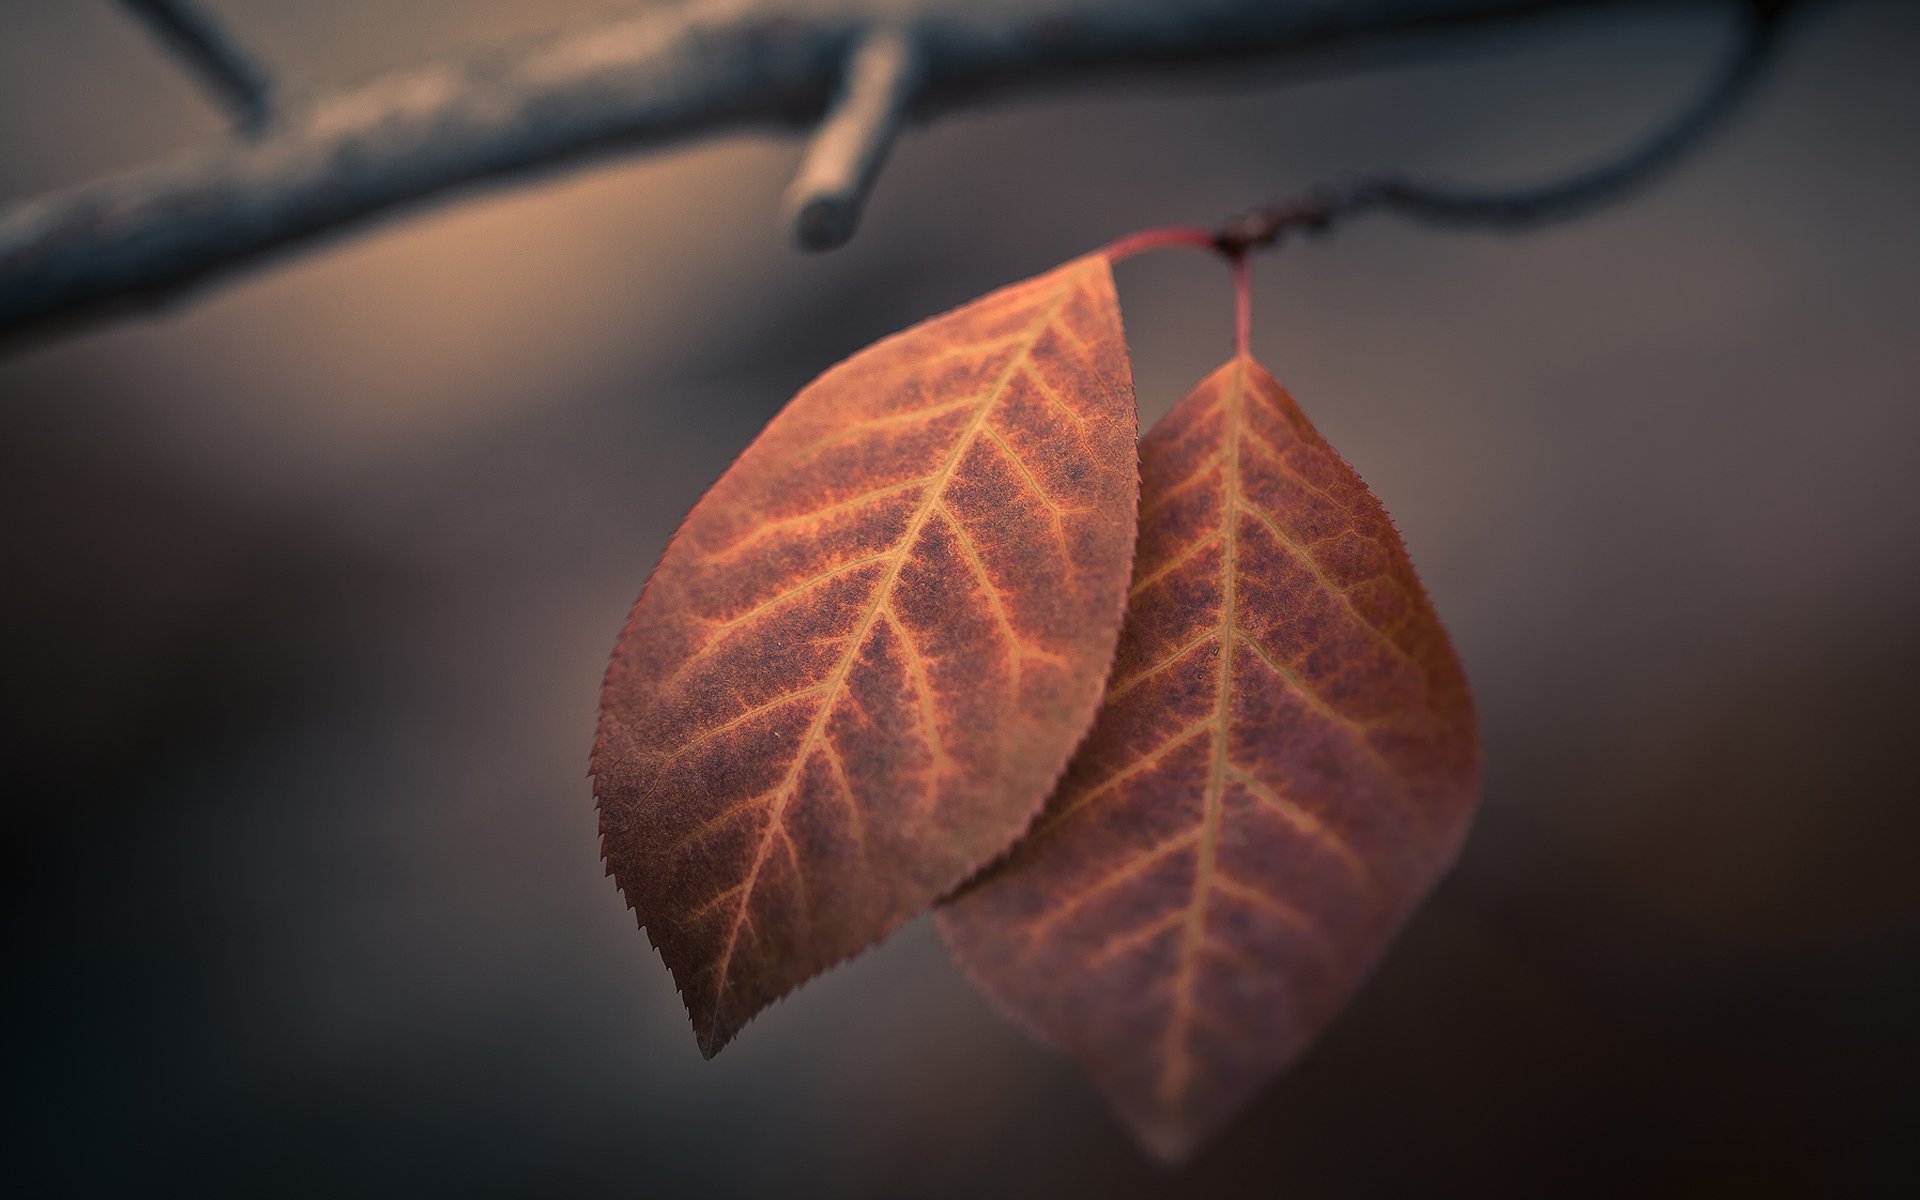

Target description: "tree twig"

left=1213, top=0, right=1792, bottom=252
left=115, top=0, right=274, bottom=135
left=2, top=0, right=1735, bottom=348
left=782, top=24, right=921, bottom=252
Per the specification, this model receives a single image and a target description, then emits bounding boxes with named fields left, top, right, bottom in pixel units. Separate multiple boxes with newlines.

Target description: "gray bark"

left=1, top=0, right=1678, bottom=345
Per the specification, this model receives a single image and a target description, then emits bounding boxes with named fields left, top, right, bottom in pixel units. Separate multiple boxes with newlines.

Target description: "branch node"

left=781, top=25, right=921, bottom=252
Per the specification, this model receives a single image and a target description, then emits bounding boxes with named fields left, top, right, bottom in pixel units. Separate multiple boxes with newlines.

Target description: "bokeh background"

left=4, top=1, right=1918, bottom=1195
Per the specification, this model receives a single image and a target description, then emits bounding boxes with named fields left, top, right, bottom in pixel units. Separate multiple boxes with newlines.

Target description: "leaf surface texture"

left=596, top=256, right=1140, bottom=1055
left=940, top=355, right=1480, bottom=1160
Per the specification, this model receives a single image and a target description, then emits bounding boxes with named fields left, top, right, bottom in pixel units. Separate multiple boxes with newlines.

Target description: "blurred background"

left=3, top=1, right=1917, bottom=1195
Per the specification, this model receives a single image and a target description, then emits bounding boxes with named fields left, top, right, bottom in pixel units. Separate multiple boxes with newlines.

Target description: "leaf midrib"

left=1158, top=354, right=1247, bottom=1105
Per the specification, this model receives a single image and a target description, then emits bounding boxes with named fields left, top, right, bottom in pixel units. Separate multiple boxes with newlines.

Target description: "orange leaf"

left=594, top=256, right=1140, bottom=1056
left=939, top=353, right=1480, bottom=1161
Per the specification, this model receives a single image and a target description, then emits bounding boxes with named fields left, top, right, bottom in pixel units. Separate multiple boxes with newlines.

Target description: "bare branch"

left=783, top=24, right=921, bottom=252
left=115, top=0, right=274, bottom=135
left=3, top=0, right=1705, bottom=347
left=1214, top=0, right=1791, bottom=251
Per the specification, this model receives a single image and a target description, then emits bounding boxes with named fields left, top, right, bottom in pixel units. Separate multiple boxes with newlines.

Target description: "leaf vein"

left=1128, top=530, right=1224, bottom=599
left=1025, top=829, right=1204, bottom=944
left=1035, top=719, right=1214, bottom=841
left=1224, top=765, right=1371, bottom=887
left=701, top=476, right=932, bottom=564
left=883, top=604, right=953, bottom=797
left=652, top=683, right=831, bottom=773
left=1107, top=627, right=1219, bottom=700
left=1235, top=496, right=1420, bottom=673
left=1232, top=631, right=1407, bottom=799
left=701, top=274, right=1088, bottom=1034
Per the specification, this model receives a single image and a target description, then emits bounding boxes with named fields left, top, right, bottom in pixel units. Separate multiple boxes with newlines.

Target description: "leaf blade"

left=595, top=256, right=1140, bottom=1055
left=939, top=355, right=1480, bottom=1160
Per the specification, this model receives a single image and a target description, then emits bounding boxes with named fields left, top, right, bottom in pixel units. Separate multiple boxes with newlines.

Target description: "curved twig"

left=1213, top=0, right=1791, bottom=251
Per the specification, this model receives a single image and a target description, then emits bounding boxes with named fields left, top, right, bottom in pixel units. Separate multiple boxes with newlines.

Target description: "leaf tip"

left=1130, top=1117, right=1206, bottom=1168
left=688, top=993, right=742, bottom=1060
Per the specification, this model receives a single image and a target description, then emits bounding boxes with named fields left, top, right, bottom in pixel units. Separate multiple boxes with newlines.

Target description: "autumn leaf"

left=938, top=353, right=1480, bottom=1161
left=594, top=255, right=1140, bottom=1057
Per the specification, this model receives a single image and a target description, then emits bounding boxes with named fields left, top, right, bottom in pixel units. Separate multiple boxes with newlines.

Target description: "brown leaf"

left=594, top=256, right=1140, bottom=1056
left=938, top=354, right=1480, bottom=1161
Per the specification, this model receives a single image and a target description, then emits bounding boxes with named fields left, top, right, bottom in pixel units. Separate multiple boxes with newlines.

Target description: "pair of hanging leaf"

left=593, top=250, right=1480, bottom=1162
